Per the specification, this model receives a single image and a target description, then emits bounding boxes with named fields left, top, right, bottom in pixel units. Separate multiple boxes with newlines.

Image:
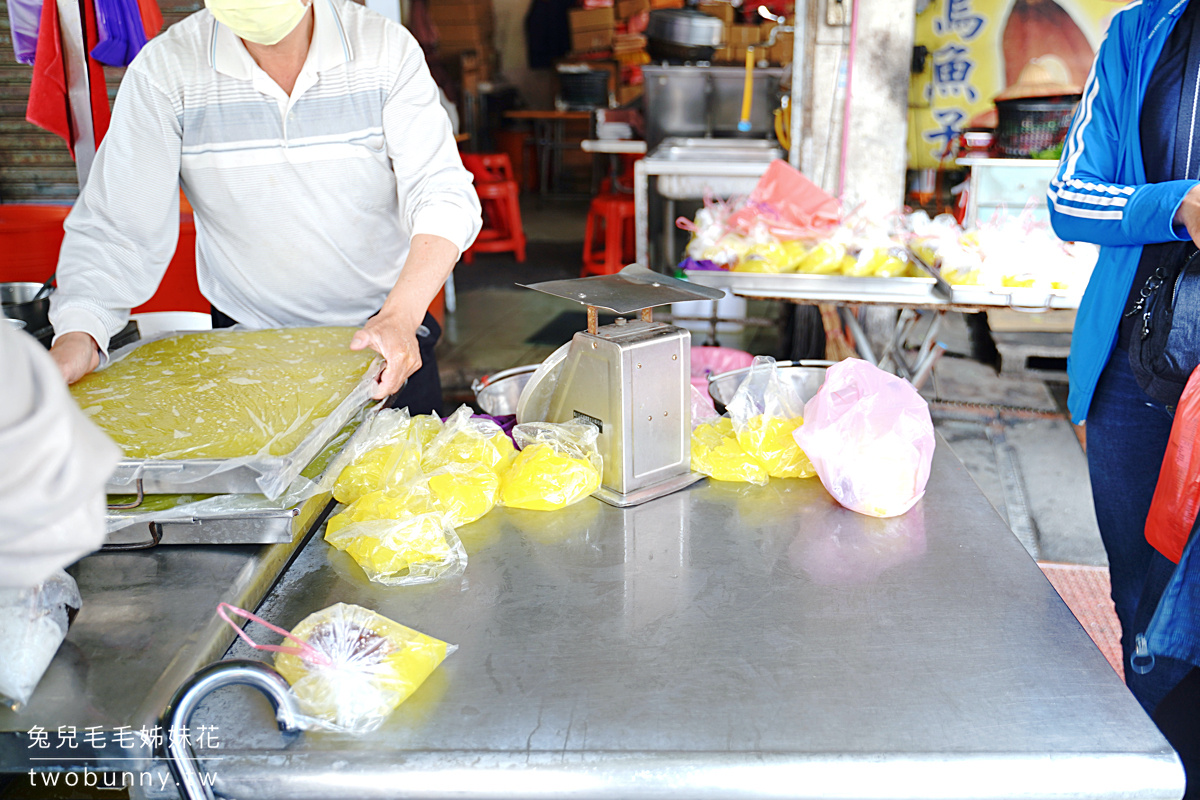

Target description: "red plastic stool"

left=461, top=152, right=516, bottom=183
left=464, top=178, right=526, bottom=263
left=582, top=192, right=636, bottom=276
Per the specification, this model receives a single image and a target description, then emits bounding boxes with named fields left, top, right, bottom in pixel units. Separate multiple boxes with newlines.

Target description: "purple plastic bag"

left=91, top=0, right=148, bottom=67
left=8, top=0, right=42, bottom=66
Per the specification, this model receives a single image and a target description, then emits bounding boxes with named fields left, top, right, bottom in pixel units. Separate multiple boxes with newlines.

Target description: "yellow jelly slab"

left=71, top=327, right=377, bottom=460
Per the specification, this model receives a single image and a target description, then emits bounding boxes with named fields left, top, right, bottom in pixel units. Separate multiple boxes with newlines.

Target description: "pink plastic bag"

left=793, top=359, right=935, bottom=518
left=727, top=160, right=841, bottom=240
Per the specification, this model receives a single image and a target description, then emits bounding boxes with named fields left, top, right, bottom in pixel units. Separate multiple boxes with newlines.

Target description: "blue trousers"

left=1087, top=351, right=1192, bottom=713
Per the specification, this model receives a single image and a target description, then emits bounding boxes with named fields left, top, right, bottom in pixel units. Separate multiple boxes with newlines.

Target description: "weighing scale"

left=517, top=265, right=725, bottom=507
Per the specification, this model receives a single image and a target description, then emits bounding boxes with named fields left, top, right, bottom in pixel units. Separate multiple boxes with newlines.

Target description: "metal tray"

left=101, top=333, right=382, bottom=497
left=947, top=284, right=1084, bottom=310
left=103, top=496, right=334, bottom=548
left=906, top=248, right=1083, bottom=311
left=683, top=265, right=947, bottom=305
left=103, top=408, right=370, bottom=547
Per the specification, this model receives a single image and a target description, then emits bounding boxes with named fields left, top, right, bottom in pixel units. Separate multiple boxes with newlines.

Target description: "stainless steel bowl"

left=5, top=317, right=27, bottom=331
left=472, top=364, right=540, bottom=417
left=707, top=360, right=833, bottom=414
left=1, top=281, right=53, bottom=334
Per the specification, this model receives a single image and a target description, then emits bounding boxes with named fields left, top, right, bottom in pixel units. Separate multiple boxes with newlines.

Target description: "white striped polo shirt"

left=51, top=0, right=482, bottom=352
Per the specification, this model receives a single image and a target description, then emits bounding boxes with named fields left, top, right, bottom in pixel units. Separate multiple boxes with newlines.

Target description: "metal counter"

left=0, top=515, right=325, bottom=776
left=172, top=442, right=1182, bottom=800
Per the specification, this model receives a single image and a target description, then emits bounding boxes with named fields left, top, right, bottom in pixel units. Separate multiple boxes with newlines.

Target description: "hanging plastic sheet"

left=91, top=0, right=149, bottom=66
left=7, top=0, right=42, bottom=65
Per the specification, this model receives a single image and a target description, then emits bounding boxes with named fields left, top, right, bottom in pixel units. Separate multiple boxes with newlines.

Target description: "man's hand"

left=49, top=332, right=101, bottom=385
left=350, top=311, right=423, bottom=400
left=1176, top=184, right=1200, bottom=248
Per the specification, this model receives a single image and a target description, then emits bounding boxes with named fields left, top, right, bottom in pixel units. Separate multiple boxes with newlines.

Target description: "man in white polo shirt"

left=48, top=0, right=481, bottom=415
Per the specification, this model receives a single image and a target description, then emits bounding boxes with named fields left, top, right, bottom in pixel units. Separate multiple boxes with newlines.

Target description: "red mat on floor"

left=1039, top=562, right=1123, bottom=680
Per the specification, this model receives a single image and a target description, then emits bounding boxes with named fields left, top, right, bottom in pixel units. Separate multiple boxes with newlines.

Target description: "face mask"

left=206, top=0, right=310, bottom=46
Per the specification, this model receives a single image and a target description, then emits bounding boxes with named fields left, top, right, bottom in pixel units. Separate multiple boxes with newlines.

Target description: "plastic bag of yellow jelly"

left=691, top=416, right=769, bottom=485
left=847, top=247, right=910, bottom=278
left=796, top=241, right=845, bottom=274
left=726, top=355, right=817, bottom=479
left=274, top=603, right=454, bottom=734
left=332, top=408, right=433, bottom=504
left=422, top=405, right=516, bottom=476
left=500, top=422, right=602, bottom=510
left=427, top=462, right=500, bottom=526
left=325, top=503, right=467, bottom=586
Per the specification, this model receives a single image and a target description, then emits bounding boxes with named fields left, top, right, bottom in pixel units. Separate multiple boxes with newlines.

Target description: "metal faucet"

left=160, top=659, right=303, bottom=800
left=757, top=7, right=793, bottom=48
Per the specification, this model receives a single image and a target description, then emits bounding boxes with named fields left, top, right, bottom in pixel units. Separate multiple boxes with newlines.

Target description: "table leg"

left=841, top=306, right=877, bottom=366
left=635, top=160, right=649, bottom=266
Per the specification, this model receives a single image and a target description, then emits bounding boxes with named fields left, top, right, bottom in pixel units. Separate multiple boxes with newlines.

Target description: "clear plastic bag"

left=219, top=602, right=454, bottom=734
left=499, top=422, right=602, bottom=510
left=793, top=359, right=935, bottom=518
left=332, top=409, right=429, bottom=505
left=727, top=355, right=816, bottom=479
left=421, top=405, right=516, bottom=476
left=690, top=416, right=769, bottom=485
left=74, top=327, right=382, bottom=499
left=0, top=570, right=81, bottom=708
left=325, top=512, right=467, bottom=587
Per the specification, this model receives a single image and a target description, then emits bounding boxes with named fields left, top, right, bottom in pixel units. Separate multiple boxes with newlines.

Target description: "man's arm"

left=49, top=60, right=184, bottom=383
left=351, top=233, right=458, bottom=399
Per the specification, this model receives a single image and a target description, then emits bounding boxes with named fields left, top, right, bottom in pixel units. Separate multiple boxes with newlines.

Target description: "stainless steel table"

left=173, top=441, right=1181, bottom=800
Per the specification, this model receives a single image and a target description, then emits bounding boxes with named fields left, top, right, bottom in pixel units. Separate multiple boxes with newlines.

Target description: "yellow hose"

left=774, top=104, right=790, bottom=150
left=739, top=47, right=755, bottom=132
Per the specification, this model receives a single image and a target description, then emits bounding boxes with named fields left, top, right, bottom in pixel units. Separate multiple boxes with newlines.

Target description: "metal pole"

left=788, top=0, right=808, bottom=169
left=56, top=0, right=96, bottom=189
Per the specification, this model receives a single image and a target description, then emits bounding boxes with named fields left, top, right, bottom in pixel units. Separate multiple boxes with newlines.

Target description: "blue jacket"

left=1048, top=0, right=1199, bottom=424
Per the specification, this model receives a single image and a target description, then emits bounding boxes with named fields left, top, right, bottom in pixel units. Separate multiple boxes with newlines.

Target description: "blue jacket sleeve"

left=1048, top=6, right=1198, bottom=247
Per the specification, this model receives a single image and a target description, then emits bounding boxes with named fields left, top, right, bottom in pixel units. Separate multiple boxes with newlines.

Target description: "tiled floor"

left=1039, top=562, right=1123, bottom=679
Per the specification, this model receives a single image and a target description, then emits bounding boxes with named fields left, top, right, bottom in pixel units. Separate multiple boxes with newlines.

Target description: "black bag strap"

left=1175, top=3, right=1200, bottom=180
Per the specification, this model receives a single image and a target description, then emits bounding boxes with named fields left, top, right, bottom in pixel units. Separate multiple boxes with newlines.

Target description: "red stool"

left=582, top=192, right=636, bottom=276
left=464, top=178, right=526, bottom=263
left=461, top=152, right=516, bottom=183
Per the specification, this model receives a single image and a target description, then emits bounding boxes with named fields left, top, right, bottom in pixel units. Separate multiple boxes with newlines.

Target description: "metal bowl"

left=707, top=360, right=833, bottom=415
left=1, top=281, right=53, bottom=334
left=472, top=364, right=540, bottom=417
left=5, top=317, right=27, bottom=331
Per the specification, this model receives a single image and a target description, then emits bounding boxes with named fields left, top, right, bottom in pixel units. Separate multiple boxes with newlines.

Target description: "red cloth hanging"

left=137, top=0, right=162, bottom=38
left=26, top=0, right=112, bottom=158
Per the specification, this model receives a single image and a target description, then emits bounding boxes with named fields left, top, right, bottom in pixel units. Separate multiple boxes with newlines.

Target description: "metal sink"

left=646, top=137, right=783, bottom=199
left=649, top=137, right=783, bottom=163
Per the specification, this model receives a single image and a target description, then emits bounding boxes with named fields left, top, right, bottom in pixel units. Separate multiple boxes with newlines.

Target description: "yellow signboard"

left=909, top=0, right=1130, bottom=170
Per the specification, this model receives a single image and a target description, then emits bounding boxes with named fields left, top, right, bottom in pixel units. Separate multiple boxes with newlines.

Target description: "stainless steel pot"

left=707, top=360, right=832, bottom=415
left=646, top=9, right=723, bottom=62
left=1, top=281, right=53, bottom=334
left=472, top=364, right=540, bottom=417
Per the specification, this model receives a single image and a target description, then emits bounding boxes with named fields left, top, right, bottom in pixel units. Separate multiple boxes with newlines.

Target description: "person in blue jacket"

left=1049, top=0, right=1200, bottom=791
